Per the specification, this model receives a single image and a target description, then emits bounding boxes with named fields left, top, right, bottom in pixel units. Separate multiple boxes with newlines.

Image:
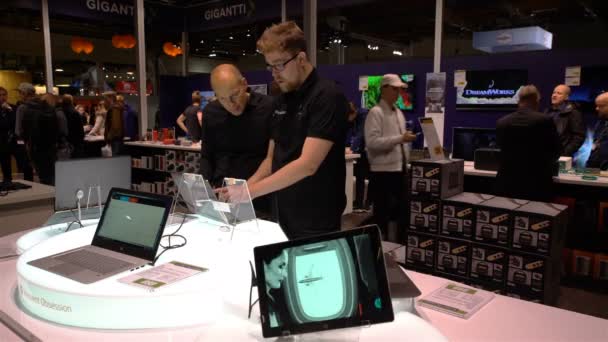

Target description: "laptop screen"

left=92, top=189, right=172, bottom=261
left=253, top=226, right=394, bottom=338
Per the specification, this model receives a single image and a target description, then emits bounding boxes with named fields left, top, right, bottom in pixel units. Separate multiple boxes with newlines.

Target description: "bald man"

left=200, top=64, right=274, bottom=200
left=545, top=84, right=585, bottom=157
left=587, top=92, right=608, bottom=170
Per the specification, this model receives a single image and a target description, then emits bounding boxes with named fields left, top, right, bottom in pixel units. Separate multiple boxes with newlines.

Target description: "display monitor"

left=456, top=69, right=528, bottom=111
left=253, top=226, right=394, bottom=338
left=568, top=66, right=608, bottom=112
left=451, top=127, right=499, bottom=161
left=363, top=74, right=414, bottom=111
left=54, top=156, right=131, bottom=211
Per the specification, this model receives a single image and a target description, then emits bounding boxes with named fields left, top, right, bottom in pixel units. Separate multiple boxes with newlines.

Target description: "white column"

left=41, top=0, right=53, bottom=92
left=428, top=0, right=445, bottom=145
left=135, top=0, right=148, bottom=135
left=303, top=0, right=317, bottom=66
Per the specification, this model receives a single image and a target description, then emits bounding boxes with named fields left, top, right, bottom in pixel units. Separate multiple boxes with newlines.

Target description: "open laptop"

left=28, top=188, right=173, bottom=284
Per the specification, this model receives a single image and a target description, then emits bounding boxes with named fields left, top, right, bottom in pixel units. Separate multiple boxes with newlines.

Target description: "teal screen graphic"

left=264, top=233, right=383, bottom=328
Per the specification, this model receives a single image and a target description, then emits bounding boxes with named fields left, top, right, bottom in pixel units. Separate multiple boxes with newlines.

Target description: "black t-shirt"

left=184, top=105, right=202, bottom=142
left=271, top=69, right=349, bottom=239
left=200, top=92, right=273, bottom=187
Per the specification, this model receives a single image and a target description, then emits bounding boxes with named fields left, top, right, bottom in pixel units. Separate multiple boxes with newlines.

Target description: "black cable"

left=64, top=208, right=84, bottom=232
left=152, top=213, right=188, bottom=266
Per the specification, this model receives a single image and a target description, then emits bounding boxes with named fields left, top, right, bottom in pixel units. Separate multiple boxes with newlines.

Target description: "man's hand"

left=215, top=184, right=249, bottom=204
left=1, top=103, right=11, bottom=111
left=402, top=131, right=417, bottom=143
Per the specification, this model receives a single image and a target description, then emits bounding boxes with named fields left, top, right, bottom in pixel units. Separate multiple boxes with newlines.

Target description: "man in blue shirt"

left=587, top=92, right=608, bottom=170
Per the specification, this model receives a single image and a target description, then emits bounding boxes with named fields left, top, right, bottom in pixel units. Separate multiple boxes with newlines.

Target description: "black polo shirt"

left=271, top=69, right=349, bottom=239
left=200, top=91, right=273, bottom=187
left=184, top=105, right=202, bottom=142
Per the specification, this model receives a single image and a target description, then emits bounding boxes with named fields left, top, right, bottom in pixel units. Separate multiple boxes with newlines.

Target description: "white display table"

left=2, top=221, right=447, bottom=341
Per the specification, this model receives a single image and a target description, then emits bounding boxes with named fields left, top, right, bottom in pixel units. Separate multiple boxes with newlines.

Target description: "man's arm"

left=564, top=109, right=586, bottom=156
left=176, top=113, right=188, bottom=134
left=248, top=139, right=275, bottom=185
left=248, top=137, right=332, bottom=199
left=364, top=107, right=403, bottom=152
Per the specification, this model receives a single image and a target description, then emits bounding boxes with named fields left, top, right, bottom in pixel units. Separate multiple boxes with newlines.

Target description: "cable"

left=64, top=208, right=84, bottom=232
left=152, top=213, right=188, bottom=266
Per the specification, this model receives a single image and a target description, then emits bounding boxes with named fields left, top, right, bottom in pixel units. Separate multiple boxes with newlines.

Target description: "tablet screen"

left=254, top=226, right=394, bottom=337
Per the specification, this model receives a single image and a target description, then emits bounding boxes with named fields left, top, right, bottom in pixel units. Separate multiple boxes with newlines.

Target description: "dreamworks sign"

left=203, top=0, right=255, bottom=21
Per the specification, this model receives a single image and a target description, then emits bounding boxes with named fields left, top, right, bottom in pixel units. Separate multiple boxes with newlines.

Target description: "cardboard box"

left=512, top=201, right=568, bottom=256
left=475, top=197, right=528, bottom=247
left=410, top=159, right=464, bottom=199
left=441, top=192, right=494, bottom=239
left=571, top=249, right=594, bottom=277
left=505, top=291, right=543, bottom=304
left=409, top=197, right=442, bottom=234
left=406, top=232, right=436, bottom=272
left=436, top=237, right=470, bottom=277
left=470, top=243, right=507, bottom=286
left=593, top=254, right=608, bottom=281
left=507, top=251, right=559, bottom=305
left=165, top=150, right=176, bottom=161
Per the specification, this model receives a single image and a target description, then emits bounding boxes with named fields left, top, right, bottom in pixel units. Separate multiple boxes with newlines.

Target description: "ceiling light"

left=105, top=75, right=109, bottom=78
left=200, top=40, right=204, bottom=44
left=229, top=36, right=234, bottom=40
left=246, top=33, right=251, bottom=37
left=55, top=68, right=63, bottom=72
left=113, top=75, right=117, bottom=78
left=126, top=71, right=134, bottom=75
left=392, top=50, right=403, bottom=56
left=209, top=53, right=216, bottom=57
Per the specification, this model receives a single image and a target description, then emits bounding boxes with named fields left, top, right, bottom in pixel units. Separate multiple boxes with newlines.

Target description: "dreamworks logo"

left=488, top=80, right=495, bottom=89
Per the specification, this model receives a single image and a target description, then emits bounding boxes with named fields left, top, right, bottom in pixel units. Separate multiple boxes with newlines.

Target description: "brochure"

left=119, top=261, right=208, bottom=291
left=418, top=283, right=494, bottom=319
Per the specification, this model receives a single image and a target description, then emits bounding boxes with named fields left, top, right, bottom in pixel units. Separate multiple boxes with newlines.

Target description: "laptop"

left=28, top=188, right=173, bottom=284
left=253, top=225, right=394, bottom=338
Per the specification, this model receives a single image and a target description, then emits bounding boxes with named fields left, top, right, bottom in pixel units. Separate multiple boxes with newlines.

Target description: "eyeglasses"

left=265, top=52, right=299, bottom=72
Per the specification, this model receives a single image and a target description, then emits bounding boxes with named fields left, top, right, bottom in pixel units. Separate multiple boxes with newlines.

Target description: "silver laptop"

left=28, top=188, right=173, bottom=284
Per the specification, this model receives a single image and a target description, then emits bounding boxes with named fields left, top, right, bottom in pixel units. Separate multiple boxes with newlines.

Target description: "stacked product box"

left=474, top=197, right=529, bottom=247
left=410, top=159, right=464, bottom=199
left=506, top=251, right=560, bottom=305
left=406, top=232, right=436, bottom=273
left=511, top=202, right=568, bottom=259
left=441, top=192, right=494, bottom=240
left=469, top=243, right=508, bottom=293
left=409, top=197, right=442, bottom=234
left=435, top=237, right=470, bottom=280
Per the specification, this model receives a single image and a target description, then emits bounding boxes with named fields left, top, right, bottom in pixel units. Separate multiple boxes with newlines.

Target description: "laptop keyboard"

left=55, top=250, right=133, bottom=275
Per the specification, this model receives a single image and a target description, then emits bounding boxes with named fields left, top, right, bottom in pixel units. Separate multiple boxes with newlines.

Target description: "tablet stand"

left=220, top=178, right=259, bottom=240
left=85, top=185, right=103, bottom=219
left=277, top=326, right=362, bottom=342
left=171, top=173, right=232, bottom=230
left=248, top=260, right=259, bottom=319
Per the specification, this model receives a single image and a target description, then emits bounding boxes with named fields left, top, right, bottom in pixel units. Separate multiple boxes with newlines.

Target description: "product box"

left=571, top=249, right=594, bottom=277
left=406, top=232, right=436, bottom=273
left=475, top=197, right=528, bottom=247
left=504, top=291, right=542, bottom=304
left=410, top=159, right=464, bottom=199
left=470, top=243, right=507, bottom=286
left=512, top=201, right=568, bottom=256
left=441, top=192, right=494, bottom=239
left=507, top=251, right=559, bottom=305
left=593, top=254, right=608, bottom=281
left=435, top=237, right=470, bottom=278
left=166, top=162, right=177, bottom=173
left=165, top=150, right=176, bottom=162
left=185, top=152, right=198, bottom=164
left=409, top=197, right=442, bottom=234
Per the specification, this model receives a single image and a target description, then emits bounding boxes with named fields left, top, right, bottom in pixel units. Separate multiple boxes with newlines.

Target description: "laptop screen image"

left=96, top=193, right=167, bottom=249
left=254, top=226, right=394, bottom=338
left=91, top=189, right=173, bottom=261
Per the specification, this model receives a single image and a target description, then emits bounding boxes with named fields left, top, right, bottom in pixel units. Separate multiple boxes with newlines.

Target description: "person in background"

left=0, top=87, right=15, bottom=183
left=587, top=92, right=608, bottom=170
left=201, top=64, right=274, bottom=217
left=12, top=83, right=34, bottom=181
left=88, top=101, right=106, bottom=136
left=21, top=93, right=59, bottom=185
left=365, top=74, right=417, bottom=241
left=345, top=101, right=371, bottom=211
left=249, top=21, right=349, bottom=239
left=52, top=95, right=70, bottom=161
left=545, top=84, right=585, bottom=157
left=62, top=94, right=85, bottom=158
left=103, top=91, right=124, bottom=155
left=496, top=85, right=560, bottom=201
left=176, top=91, right=203, bottom=142
left=117, top=95, right=138, bottom=140
left=76, top=104, right=90, bottom=127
